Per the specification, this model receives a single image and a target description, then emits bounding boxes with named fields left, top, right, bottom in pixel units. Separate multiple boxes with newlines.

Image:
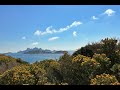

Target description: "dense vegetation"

left=1, top=37, right=120, bottom=85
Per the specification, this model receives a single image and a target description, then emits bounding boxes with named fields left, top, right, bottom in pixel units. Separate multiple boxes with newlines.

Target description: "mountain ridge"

left=17, top=47, right=67, bottom=54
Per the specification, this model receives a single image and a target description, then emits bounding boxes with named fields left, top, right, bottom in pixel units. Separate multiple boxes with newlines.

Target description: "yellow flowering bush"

left=72, top=54, right=100, bottom=71
left=93, top=53, right=111, bottom=74
left=72, top=54, right=88, bottom=63
left=69, top=54, right=100, bottom=85
left=80, top=58, right=100, bottom=72
left=90, top=73, right=120, bottom=85
left=93, top=54, right=110, bottom=63
left=0, top=65, right=35, bottom=85
left=0, top=64, right=48, bottom=85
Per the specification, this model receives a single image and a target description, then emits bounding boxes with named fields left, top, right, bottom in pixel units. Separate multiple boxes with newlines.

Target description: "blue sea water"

left=4, top=51, right=74, bottom=63
left=5, top=53, right=63, bottom=63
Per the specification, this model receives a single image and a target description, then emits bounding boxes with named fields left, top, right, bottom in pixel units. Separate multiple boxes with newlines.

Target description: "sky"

left=0, top=5, right=120, bottom=53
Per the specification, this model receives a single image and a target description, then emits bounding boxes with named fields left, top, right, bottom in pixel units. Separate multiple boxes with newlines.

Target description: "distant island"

left=17, top=47, right=67, bottom=54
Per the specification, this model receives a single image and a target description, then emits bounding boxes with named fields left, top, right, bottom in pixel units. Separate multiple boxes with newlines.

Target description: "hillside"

left=0, top=54, right=29, bottom=75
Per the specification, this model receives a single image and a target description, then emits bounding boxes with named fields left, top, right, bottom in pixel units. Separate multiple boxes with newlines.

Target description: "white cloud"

left=32, top=42, right=39, bottom=46
left=92, top=16, right=99, bottom=20
left=48, top=37, right=59, bottom=41
left=71, top=21, right=82, bottom=27
left=34, top=21, right=82, bottom=36
left=34, top=30, right=42, bottom=36
left=22, top=36, right=26, bottom=40
left=91, top=9, right=116, bottom=21
left=73, top=31, right=77, bottom=37
left=45, top=26, right=53, bottom=34
left=103, top=9, right=115, bottom=16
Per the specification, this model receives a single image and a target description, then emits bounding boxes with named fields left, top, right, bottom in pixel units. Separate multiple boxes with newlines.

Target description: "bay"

left=5, top=53, right=63, bottom=63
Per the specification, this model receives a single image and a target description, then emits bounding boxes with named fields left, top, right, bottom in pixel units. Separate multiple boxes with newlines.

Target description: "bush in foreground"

left=90, top=73, right=120, bottom=85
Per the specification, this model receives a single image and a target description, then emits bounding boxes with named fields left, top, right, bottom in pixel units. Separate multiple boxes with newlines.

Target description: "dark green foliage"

left=16, top=58, right=29, bottom=64
left=72, top=42, right=102, bottom=58
left=111, top=64, right=120, bottom=82
left=116, top=41, right=120, bottom=50
left=101, top=38, right=117, bottom=56
left=72, top=47, right=94, bottom=58
left=101, top=38, right=118, bottom=66
left=59, top=52, right=73, bottom=84
left=73, top=38, right=120, bottom=66
left=33, top=59, right=63, bottom=85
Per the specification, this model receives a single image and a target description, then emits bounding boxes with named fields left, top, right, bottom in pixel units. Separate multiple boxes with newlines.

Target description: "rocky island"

left=17, top=47, right=67, bottom=54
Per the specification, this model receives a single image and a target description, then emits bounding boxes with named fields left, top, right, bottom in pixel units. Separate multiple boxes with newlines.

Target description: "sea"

left=4, top=51, right=74, bottom=64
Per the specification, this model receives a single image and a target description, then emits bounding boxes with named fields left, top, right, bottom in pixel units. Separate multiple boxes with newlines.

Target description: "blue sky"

left=0, top=5, right=120, bottom=53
